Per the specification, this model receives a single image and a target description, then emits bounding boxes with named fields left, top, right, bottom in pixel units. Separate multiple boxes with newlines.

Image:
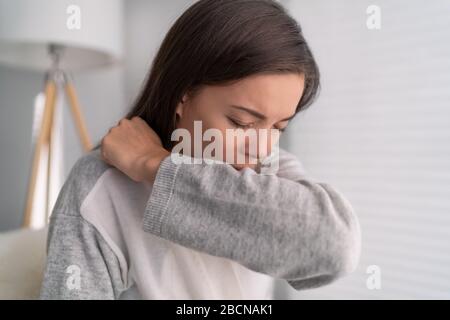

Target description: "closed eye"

left=228, top=116, right=288, bottom=132
left=227, top=116, right=254, bottom=129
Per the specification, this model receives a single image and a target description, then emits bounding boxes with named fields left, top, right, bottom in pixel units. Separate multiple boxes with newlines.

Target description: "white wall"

left=280, top=0, right=450, bottom=299
left=124, top=0, right=195, bottom=103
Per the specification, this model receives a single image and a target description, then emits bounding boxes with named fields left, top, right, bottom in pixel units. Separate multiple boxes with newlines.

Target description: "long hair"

left=95, top=0, right=320, bottom=150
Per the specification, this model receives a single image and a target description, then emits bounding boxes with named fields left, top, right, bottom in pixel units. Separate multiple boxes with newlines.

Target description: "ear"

left=175, top=93, right=188, bottom=122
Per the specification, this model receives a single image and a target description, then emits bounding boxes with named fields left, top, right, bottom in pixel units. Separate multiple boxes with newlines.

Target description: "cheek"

left=222, top=129, right=280, bottom=161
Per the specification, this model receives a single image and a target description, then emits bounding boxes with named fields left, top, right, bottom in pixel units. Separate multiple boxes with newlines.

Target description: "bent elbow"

left=338, top=231, right=361, bottom=277
left=286, top=224, right=361, bottom=291
left=330, top=207, right=362, bottom=280
left=323, top=184, right=362, bottom=279
left=287, top=206, right=361, bottom=291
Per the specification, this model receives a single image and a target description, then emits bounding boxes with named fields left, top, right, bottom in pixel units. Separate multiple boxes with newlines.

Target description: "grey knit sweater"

left=39, top=147, right=361, bottom=299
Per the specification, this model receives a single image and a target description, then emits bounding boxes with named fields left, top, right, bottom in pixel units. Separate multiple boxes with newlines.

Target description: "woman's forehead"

left=204, top=73, right=304, bottom=117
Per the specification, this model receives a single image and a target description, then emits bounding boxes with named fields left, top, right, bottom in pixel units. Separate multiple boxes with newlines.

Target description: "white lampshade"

left=0, top=0, right=123, bottom=71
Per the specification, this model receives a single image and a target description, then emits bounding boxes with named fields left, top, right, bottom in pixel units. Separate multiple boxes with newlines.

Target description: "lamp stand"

left=22, top=58, right=92, bottom=228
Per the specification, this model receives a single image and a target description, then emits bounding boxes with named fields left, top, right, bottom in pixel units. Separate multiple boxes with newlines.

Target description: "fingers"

left=100, top=136, right=109, bottom=163
left=118, top=118, right=131, bottom=127
left=109, top=117, right=132, bottom=134
left=113, top=116, right=147, bottom=131
left=101, top=116, right=146, bottom=164
left=131, top=115, right=144, bottom=123
left=131, top=116, right=149, bottom=129
left=113, top=116, right=146, bottom=127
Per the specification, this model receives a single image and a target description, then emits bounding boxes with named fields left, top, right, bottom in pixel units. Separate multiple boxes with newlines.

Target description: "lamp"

left=0, top=0, right=124, bottom=228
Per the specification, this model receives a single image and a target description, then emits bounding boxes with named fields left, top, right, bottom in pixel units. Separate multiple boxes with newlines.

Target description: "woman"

left=40, top=0, right=361, bottom=299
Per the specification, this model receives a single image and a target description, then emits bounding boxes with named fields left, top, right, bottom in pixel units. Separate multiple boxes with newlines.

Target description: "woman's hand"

left=100, top=116, right=170, bottom=183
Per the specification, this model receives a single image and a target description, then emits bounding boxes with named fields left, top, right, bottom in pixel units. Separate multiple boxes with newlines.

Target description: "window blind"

left=279, top=0, right=450, bottom=299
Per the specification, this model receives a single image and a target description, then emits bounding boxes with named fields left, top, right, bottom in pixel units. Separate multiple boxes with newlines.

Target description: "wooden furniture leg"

left=65, top=81, right=92, bottom=152
left=23, top=80, right=57, bottom=228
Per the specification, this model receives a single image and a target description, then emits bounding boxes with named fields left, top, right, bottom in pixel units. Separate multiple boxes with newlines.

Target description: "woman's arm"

left=40, top=214, right=125, bottom=299
left=100, top=117, right=361, bottom=290
left=40, top=154, right=126, bottom=300
left=143, top=149, right=361, bottom=290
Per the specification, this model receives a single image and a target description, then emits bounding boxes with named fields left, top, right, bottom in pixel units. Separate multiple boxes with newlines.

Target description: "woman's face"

left=174, top=73, right=305, bottom=170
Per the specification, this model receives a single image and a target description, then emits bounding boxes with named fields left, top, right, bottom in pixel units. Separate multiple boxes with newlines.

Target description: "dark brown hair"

left=97, top=0, right=320, bottom=150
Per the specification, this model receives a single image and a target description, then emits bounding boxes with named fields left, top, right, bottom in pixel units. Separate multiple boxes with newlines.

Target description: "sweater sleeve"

left=142, top=148, right=361, bottom=290
left=40, top=213, right=125, bottom=299
left=39, top=152, right=126, bottom=300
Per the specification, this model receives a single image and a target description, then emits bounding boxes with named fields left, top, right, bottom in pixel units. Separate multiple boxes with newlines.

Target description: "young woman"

left=40, top=0, right=361, bottom=299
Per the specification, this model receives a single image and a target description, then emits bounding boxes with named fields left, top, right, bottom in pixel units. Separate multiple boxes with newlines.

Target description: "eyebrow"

left=230, top=105, right=296, bottom=122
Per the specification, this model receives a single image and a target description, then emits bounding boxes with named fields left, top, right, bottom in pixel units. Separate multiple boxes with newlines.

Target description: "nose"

left=243, top=127, right=280, bottom=159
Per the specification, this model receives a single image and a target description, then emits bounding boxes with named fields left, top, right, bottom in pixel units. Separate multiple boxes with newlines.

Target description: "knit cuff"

left=142, top=154, right=181, bottom=237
